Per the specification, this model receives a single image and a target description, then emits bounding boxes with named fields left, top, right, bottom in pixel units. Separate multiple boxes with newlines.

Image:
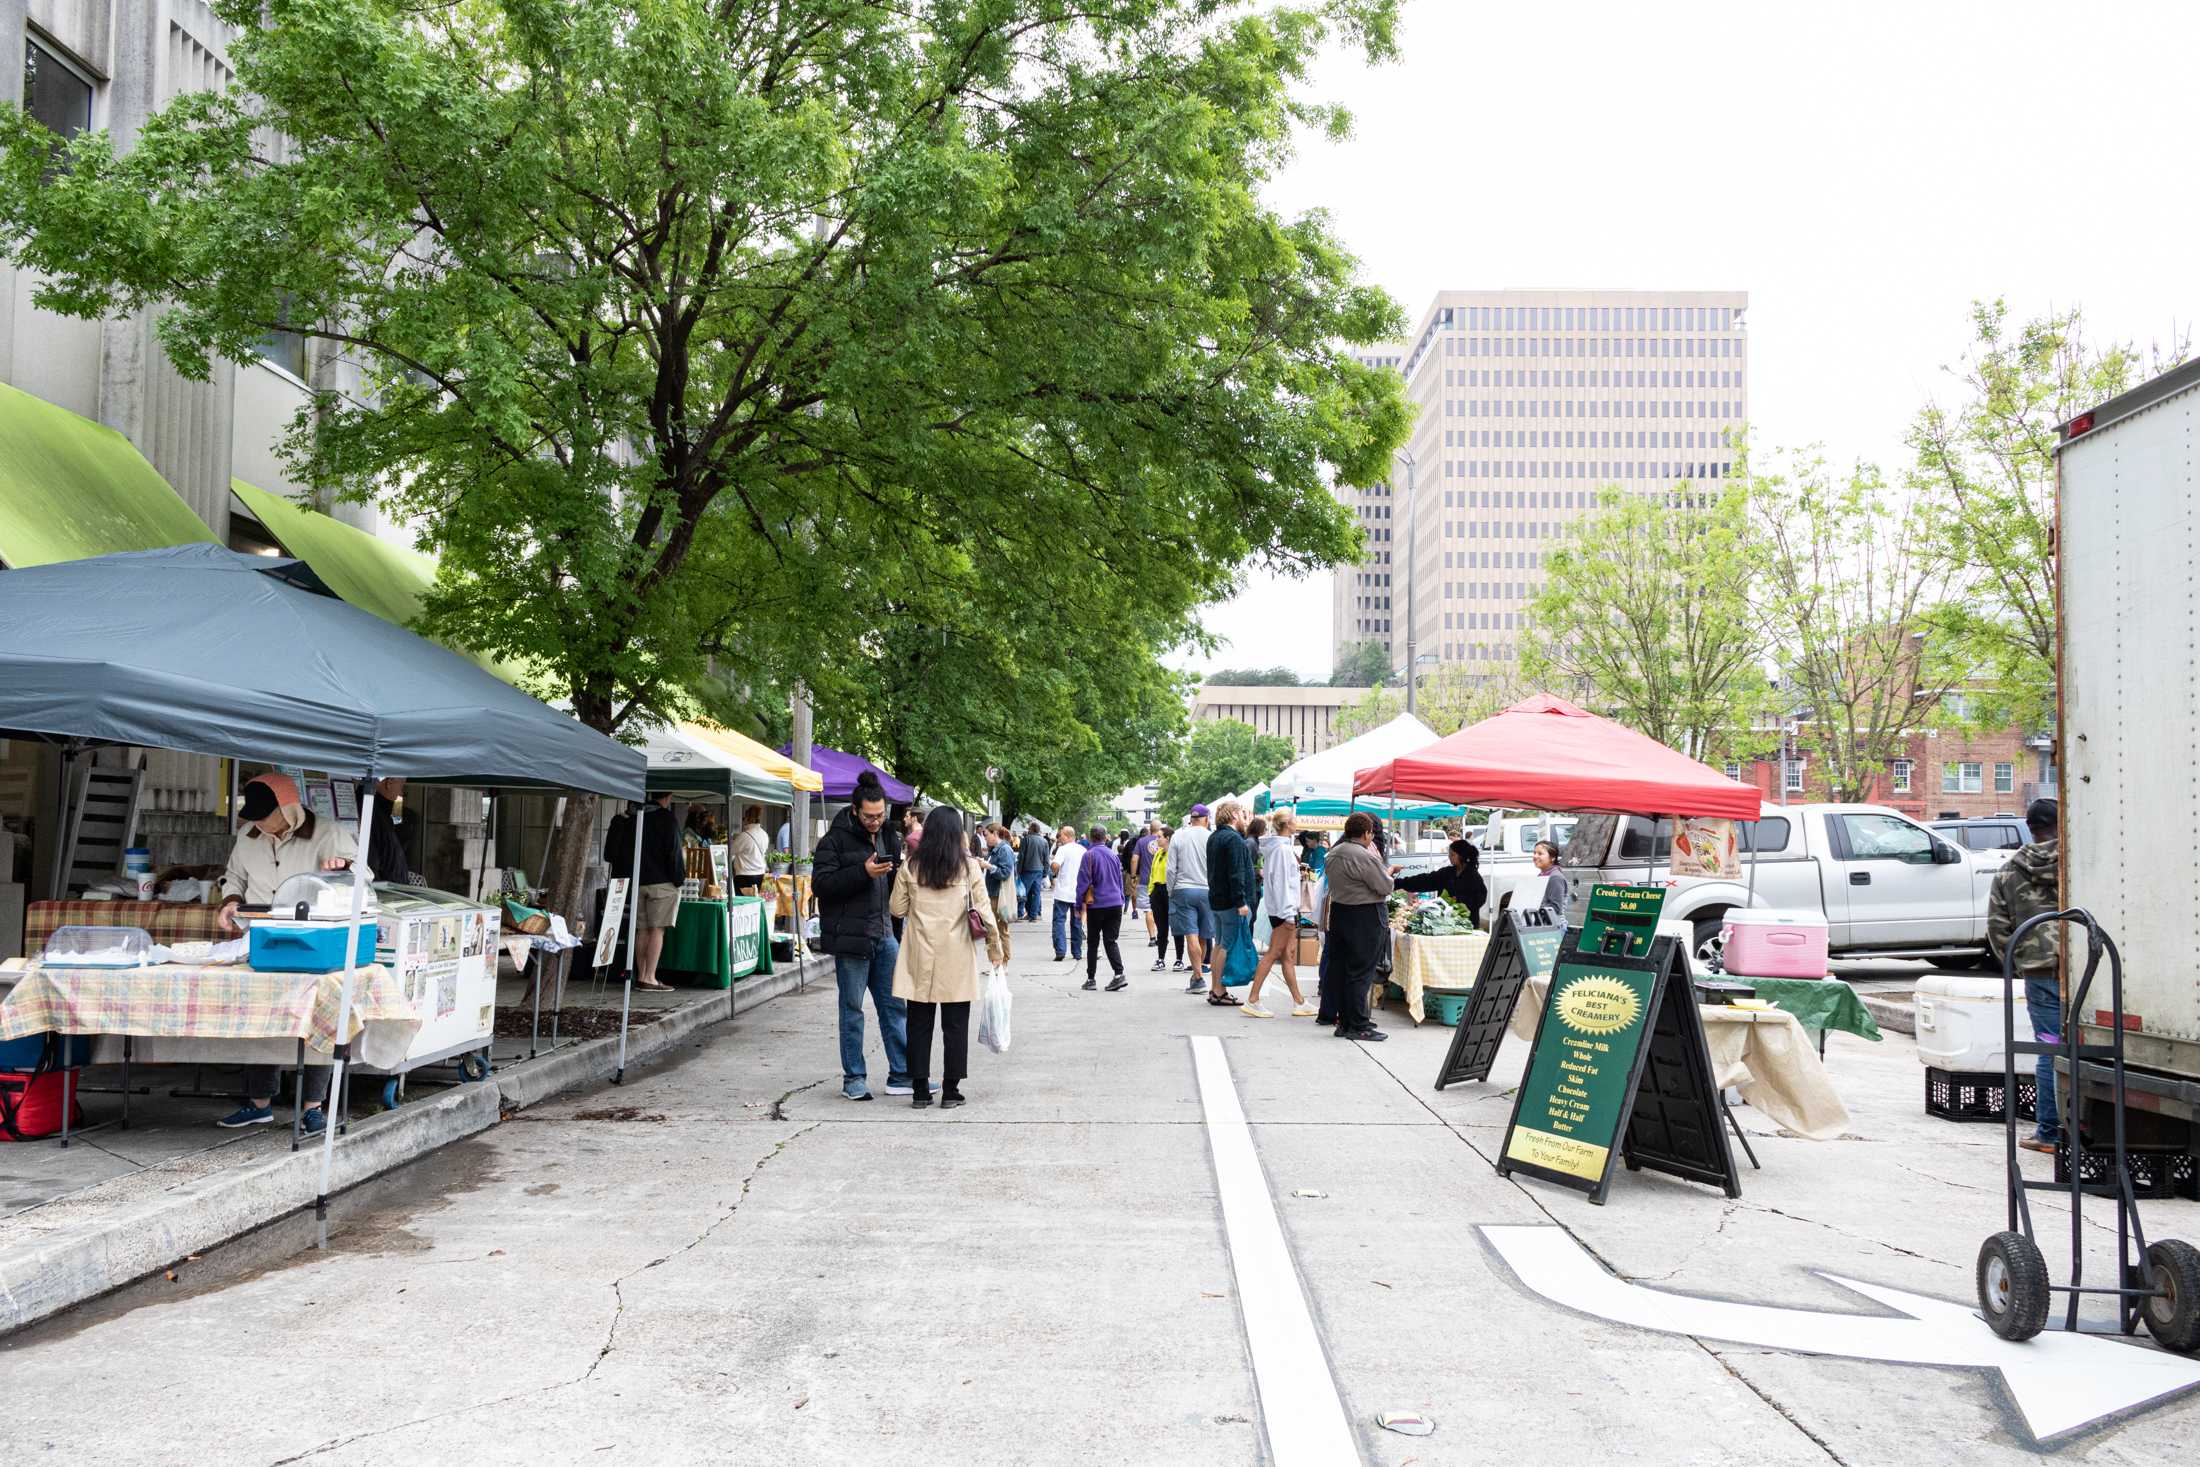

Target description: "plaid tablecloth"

left=1388, top=930, right=1490, bottom=1024
left=25, top=900, right=228, bottom=952
left=0, top=961, right=420, bottom=1069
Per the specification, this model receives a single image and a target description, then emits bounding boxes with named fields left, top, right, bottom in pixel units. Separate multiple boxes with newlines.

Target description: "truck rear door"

left=1821, top=809, right=1975, bottom=946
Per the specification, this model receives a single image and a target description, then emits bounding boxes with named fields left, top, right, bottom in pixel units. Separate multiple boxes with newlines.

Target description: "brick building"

left=1723, top=724, right=2055, bottom=819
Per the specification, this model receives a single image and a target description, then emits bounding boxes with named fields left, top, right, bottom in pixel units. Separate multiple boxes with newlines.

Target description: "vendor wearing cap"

left=215, top=773, right=366, bottom=937
left=213, top=773, right=368, bottom=1135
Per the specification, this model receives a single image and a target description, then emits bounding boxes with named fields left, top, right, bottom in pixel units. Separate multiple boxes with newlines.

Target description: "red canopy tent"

left=1351, top=694, right=1761, bottom=819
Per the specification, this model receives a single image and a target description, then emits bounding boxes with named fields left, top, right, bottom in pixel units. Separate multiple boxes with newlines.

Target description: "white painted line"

left=1192, top=1035, right=1363, bottom=1466
left=1484, top=1224, right=2200, bottom=1445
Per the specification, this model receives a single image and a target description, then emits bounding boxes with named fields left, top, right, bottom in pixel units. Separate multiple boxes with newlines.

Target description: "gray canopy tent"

left=0, top=544, right=646, bottom=1238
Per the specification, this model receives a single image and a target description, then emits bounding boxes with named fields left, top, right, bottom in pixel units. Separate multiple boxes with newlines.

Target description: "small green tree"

left=1155, top=720, right=1295, bottom=818
left=1330, top=685, right=1402, bottom=740
left=1909, top=301, right=2185, bottom=729
left=1414, top=658, right=1537, bottom=737
left=1751, top=451, right=1962, bottom=802
left=1522, top=483, right=1770, bottom=759
left=1330, top=639, right=1396, bottom=687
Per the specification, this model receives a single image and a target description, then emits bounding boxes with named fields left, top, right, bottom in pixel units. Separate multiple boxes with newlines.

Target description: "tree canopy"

left=1523, top=483, right=1769, bottom=760
left=1155, top=719, right=1294, bottom=818
left=1330, top=638, right=1395, bottom=686
left=1204, top=666, right=1307, bottom=687
left=0, top=0, right=1410, bottom=854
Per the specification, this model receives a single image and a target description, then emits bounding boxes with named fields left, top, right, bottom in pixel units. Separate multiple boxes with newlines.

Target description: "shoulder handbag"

left=964, top=879, right=989, bottom=941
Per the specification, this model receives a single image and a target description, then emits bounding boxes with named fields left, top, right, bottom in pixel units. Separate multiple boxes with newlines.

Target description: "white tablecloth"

left=1509, top=973, right=1849, bottom=1140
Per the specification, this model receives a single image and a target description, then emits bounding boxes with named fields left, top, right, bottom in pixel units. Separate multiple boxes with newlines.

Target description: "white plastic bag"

left=978, top=965, right=1013, bottom=1054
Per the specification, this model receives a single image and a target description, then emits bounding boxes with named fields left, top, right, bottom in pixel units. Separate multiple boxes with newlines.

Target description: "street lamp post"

left=1395, top=448, right=1417, bottom=716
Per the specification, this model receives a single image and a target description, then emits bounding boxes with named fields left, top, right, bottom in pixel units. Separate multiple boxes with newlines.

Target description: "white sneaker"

left=1242, top=1005, right=1274, bottom=1019
left=1291, top=1004, right=1319, bottom=1018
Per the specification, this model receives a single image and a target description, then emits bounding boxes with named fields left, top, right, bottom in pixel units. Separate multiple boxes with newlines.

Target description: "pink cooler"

left=1720, top=910, right=1829, bottom=979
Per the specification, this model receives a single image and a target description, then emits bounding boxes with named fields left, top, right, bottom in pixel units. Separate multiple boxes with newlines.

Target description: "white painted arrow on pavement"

left=1482, top=1224, right=2200, bottom=1445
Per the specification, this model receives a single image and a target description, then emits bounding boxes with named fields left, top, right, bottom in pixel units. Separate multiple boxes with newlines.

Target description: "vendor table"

left=1387, top=930, right=1489, bottom=1025
left=0, top=960, right=419, bottom=1068
left=1508, top=972, right=1850, bottom=1143
left=1742, top=976, right=1883, bottom=1048
left=26, top=900, right=227, bottom=951
left=661, top=899, right=730, bottom=988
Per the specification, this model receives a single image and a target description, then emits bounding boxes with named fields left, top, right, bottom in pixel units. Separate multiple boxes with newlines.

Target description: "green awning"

left=0, top=382, right=217, bottom=567
left=231, top=478, right=523, bottom=686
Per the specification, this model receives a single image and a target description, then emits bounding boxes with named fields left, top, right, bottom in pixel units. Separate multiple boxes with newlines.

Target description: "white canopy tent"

left=1269, top=713, right=1461, bottom=818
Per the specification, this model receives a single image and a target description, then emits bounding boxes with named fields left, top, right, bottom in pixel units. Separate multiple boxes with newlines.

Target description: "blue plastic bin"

left=247, top=920, right=379, bottom=973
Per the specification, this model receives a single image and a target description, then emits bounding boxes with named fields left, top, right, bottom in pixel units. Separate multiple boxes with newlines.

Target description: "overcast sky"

left=1177, top=0, right=2200, bottom=682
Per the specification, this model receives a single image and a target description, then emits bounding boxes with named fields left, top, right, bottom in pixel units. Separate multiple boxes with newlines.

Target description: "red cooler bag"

left=0, top=1070, right=84, bottom=1141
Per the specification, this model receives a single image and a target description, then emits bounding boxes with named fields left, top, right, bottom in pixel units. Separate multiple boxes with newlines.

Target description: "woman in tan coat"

left=890, top=807, right=1007, bottom=1109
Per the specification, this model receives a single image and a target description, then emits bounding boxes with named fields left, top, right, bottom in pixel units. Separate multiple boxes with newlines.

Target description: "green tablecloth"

left=662, top=899, right=730, bottom=989
left=1748, top=977, right=1883, bottom=1042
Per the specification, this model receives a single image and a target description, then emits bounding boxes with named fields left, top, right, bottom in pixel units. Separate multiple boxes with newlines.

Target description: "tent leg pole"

left=616, top=801, right=643, bottom=1084
left=315, top=783, right=376, bottom=1250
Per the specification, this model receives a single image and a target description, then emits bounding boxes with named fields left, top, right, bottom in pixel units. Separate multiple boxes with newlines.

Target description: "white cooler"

left=1914, top=975, right=2036, bottom=1071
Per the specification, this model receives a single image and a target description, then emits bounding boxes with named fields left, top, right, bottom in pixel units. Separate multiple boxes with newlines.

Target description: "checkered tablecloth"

left=1388, top=930, right=1490, bottom=1024
left=0, top=961, right=420, bottom=1069
left=25, top=900, right=229, bottom=952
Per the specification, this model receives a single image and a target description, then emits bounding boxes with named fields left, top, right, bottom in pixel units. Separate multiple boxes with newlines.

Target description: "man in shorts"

left=1166, top=806, right=1216, bottom=992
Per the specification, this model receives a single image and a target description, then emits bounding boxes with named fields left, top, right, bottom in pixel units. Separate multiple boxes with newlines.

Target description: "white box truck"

left=2057, top=356, right=2200, bottom=1162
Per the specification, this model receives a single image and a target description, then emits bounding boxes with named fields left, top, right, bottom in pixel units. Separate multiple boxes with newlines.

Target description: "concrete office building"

left=1336, top=289, right=1749, bottom=679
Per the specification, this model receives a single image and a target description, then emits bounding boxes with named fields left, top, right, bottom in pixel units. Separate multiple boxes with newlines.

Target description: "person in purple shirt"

left=1075, top=822, right=1129, bottom=991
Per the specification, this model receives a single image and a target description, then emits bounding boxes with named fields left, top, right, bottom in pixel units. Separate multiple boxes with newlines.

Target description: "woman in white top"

left=1243, top=811, right=1316, bottom=1019
left=730, top=805, right=770, bottom=894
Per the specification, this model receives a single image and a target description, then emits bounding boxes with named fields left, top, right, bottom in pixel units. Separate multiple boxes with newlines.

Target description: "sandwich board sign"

left=1495, top=934, right=1737, bottom=1205
left=1433, top=908, right=1565, bottom=1089
left=1578, top=882, right=1667, bottom=959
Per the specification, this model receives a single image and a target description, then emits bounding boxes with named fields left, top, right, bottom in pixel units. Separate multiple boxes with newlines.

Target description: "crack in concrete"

left=1699, top=1341, right=1852, bottom=1465
left=770, top=1077, right=828, bottom=1121
left=263, top=1122, right=820, bottom=1466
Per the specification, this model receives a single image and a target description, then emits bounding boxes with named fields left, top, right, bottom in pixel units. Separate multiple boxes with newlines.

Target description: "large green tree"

left=0, top=0, right=1408, bottom=914
left=1155, top=719, right=1294, bottom=819
left=1330, top=638, right=1395, bottom=686
left=1908, top=301, right=2181, bottom=729
left=1522, top=483, right=1770, bottom=759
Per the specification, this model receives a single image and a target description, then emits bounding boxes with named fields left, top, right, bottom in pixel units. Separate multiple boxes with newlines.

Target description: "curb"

left=0, top=954, right=828, bottom=1337
left=1860, top=991, right=1915, bottom=1036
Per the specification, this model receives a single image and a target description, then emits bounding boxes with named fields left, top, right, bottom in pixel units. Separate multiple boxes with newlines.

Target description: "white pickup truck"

left=1538, top=802, right=2004, bottom=967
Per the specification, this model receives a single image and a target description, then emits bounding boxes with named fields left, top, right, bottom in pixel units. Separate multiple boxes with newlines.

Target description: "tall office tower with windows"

left=1332, top=290, right=1749, bottom=680
left=1335, top=342, right=1407, bottom=670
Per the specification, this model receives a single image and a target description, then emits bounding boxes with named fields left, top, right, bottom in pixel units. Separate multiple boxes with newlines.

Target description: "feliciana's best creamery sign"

left=1502, top=963, right=1657, bottom=1182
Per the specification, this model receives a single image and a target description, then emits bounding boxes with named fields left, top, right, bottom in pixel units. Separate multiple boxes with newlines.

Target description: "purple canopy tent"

left=780, top=744, right=916, bottom=803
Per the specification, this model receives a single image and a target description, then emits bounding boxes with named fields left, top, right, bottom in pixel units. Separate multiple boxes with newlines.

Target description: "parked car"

left=1930, top=816, right=2032, bottom=861
left=1557, top=803, right=2003, bottom=968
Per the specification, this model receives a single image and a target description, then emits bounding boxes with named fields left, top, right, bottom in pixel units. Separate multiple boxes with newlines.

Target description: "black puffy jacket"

left=811, top=806, right=903, bottom=958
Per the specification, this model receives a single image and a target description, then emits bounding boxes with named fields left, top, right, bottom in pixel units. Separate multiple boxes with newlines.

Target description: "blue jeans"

left=1052, top=894, right=1084, bottom=959
left=836, top=936, right=908, bottom=1095
left=2025, top=976, right=2062, bottom=1142
left=1017, top=872, right=1044, bottom=920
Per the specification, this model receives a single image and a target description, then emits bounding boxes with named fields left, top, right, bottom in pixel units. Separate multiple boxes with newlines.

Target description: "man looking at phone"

left=811, top=771, right=911, bottom=1101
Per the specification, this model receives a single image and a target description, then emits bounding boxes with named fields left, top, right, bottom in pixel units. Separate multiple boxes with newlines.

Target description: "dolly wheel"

left=459, top=1052, right=491, bottom=1082
left=2141, top=1240, right=2200, bottom=1353
left=1978, top=1231, right=2050, bottom=1341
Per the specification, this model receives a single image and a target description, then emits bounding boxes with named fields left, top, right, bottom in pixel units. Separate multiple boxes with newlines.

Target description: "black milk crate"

left=1924, top=1067, right=2037, bottom=1124
left=2053, top=1139, right=2199, bottom=1201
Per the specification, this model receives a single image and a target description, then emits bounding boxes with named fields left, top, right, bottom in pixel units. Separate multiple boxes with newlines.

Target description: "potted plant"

left=767, top=847, right=791, bottom=875
left=789, top=854, right=814, bottom=878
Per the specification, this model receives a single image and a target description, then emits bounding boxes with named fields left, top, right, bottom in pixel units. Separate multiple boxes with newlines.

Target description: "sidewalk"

left=0, top=954, right=830, bottom=1335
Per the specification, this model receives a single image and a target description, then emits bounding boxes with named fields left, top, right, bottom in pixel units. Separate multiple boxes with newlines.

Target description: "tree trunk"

left=544, top=790, right=601, bottom=941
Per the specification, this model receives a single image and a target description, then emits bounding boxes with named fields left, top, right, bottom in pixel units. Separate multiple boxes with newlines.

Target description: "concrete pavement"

left=4, top=923, right=2197, bottom=1465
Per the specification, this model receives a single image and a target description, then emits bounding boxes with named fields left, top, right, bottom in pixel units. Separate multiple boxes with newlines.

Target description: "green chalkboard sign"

left=1495, top=935, right=1737, bottom=1205
left=1579, top=882, right=1667, bottom=959
left=1433, top=909, right=1564, bottom=1089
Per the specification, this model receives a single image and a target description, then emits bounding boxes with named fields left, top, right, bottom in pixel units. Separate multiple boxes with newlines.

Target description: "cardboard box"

left=1296, top=931, right=1322, bottom=967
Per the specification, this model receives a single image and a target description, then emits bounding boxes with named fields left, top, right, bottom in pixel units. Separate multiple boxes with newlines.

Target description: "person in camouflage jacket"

left=1987, top=800, right=2061, bottom=1150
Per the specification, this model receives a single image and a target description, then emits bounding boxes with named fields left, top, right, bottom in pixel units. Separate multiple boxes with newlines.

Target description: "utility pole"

left=791, top=687, right=814, bottom=858
left=1396, top=448, right=1418, bottom=716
